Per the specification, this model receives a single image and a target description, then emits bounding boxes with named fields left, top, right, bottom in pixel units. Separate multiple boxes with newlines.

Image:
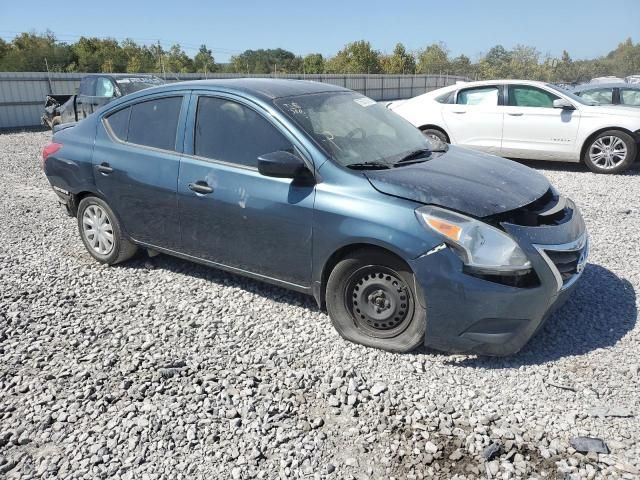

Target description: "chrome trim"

left=533, top=233, right=588, bottom=292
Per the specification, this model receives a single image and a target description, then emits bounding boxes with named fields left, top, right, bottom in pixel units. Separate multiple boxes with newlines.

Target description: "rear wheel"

left=77, top=196, right=138, bottom=265
left=326, top=249, right=426, bottom=353
left=583, top=130, right=636, bottom=174
left=50, top=116, right=61, bottom=130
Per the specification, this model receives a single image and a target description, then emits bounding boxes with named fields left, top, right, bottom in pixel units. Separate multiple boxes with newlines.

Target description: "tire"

left=421, top=128, right=449, bottom=145
left=583, top=130, right=637, bottom=174
left=77, top=196, right=138, bottom=265
left=326, top=249, right=426, bottom=353
left=50, top=116, right=61, bottom=130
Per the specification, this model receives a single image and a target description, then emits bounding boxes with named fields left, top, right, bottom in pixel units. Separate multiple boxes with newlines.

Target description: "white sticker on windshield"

left=354, top=97, right=376, bottom=107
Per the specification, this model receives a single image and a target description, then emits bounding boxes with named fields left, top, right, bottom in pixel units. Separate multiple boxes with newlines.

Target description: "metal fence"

left=0, top=72, right=467, bottom=129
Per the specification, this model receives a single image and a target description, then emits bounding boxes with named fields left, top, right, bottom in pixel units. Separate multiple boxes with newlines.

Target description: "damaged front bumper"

left=410, top=201, right=588, bottom=356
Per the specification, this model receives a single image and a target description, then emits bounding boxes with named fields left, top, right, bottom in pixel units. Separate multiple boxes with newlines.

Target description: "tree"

left=193, top=44, right=217, bottom=74
left=230, top=48, right=302, bottom=74
left=380, top=43, right=416, bottom=74
left=164, top=44, right=193, bottom=74
left=508, top=45, right=541, bottom=79
left=416, top=43, right=450, bottom=74
left=72, top=37, right=126, bottom=73
left=0, top=31, right=74, bottom=72
left=121, top=39, right=154, bottom=73
left=303, top=53, right=324, bottom=73
left=478, top=45, right=513, bottom=79
left=450, top=54, right=474, bottom=78
left=326, top=41, right=381, bottom=73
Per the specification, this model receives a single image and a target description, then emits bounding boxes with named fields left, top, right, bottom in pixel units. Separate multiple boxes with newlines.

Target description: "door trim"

left=132, top=240, right=312, bottom=294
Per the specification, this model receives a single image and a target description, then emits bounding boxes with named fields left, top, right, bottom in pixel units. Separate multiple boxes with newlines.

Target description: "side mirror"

left=258, top=151, right=310, bottom=179
left=553, top=98, right=575, bottom=110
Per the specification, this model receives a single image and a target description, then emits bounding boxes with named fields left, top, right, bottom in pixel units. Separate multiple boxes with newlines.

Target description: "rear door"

left=578, top=87, right=615, bottom=105
left=177, top=94, right=315, bottom=286
left=501, top=84, right=580, bottom=161
left=93, top=93, right=188, bottom=249
left=441, top=85, right=503, bottom=154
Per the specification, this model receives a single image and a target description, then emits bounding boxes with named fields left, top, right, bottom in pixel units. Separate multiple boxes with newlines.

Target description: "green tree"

left=0, top=31, right=74, bottom=72
left=121, top=39, right=154, bottom=73
left=164, top=44, right=193, bottom=73
left=72, top=37, right=126, bottom=73
left=193, top=44, right=217, bottom=74
left=231, top=48, right=302, bottom=74
left=326, top=41, right=381, bottom=73
left=380, top=43, right=416, bottom=74
left=416, top=43, right=450, bottom=74
left=478, top=45, right=512, bottom=79
left=508, top=45, right=541, bottom=79
left=449, top=54, right=474, bottom=78
left=303, top=53, right=325, bottom=73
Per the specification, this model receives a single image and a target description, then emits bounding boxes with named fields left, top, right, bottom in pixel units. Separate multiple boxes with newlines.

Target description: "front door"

left=178, top=95, right=315, bottom=287
left=93, top=94, right=188, bottom=249
left=501, top=84, right=580, bottom=161
left=441, top=85, right=503, bottom=154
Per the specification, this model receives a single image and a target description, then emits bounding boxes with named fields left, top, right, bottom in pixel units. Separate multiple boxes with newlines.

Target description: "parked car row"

left=42, top=74, right=164, bottom=129
left=388, top=79, right=640, bottom=174
left=41, top=78, right=589, bottom=356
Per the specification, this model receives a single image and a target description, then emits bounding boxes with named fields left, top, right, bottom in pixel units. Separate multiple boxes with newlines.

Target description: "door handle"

left=188, top=181, right=214, bottom=194
left=97, top=163, right=113, bottom=174
left=452, top=111, right=467, bottom=114
left=507, top=113, right=524, bottom=116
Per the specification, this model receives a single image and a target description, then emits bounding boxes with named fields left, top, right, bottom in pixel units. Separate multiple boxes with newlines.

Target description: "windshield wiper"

left=393, top=148, right=432, bottom=166
left=346, top=161, right=391, bottom=170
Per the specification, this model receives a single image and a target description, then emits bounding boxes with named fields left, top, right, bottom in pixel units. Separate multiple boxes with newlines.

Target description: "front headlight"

left=416, top=206, right=531, bottom=274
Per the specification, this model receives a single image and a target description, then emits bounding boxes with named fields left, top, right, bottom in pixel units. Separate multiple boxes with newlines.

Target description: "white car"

left=389, top=80, right=640, bottom=174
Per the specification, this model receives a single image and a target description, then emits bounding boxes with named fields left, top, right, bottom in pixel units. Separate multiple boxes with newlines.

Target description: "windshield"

left=545, top=83, right=594, bottom=105
left=274, top=92, right=434, bottom=167
left=116, top=77, right=164, bottom=95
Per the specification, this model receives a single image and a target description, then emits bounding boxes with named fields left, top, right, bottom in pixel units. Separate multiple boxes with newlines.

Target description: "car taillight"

left=41, top=142, right=62, bottom=169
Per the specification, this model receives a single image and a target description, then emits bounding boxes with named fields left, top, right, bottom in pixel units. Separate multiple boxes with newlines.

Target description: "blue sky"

left=2, top=0, right=639, bottom=62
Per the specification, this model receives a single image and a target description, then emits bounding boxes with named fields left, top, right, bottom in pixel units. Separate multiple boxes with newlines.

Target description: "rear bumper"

left=410, top=204, right=587, bottom=356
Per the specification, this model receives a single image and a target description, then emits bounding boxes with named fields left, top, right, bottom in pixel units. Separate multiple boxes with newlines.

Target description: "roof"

left=149, top=78, right=348, bottom=101
left=83, top=73, right=160, bottom=79
left=572, top=82, right=640, bottom=92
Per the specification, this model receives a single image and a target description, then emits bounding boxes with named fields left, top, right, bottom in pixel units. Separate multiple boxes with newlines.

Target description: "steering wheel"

left=346, top=128, right=366, bottom=140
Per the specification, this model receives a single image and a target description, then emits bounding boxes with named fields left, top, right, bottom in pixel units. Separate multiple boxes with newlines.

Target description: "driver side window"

left=508, top=85, right=559, bottom=108
left=195, top=97, right=293, bottom=168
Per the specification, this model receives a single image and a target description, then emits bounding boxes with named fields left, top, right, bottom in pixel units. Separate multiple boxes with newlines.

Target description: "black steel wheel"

left=326, top=249, right=426, bottom=353
left=345, top=266, right=414, bottom=338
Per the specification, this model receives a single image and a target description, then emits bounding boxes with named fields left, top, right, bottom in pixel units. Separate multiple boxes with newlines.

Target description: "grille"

left=544, top=249, right=581, bottom=282
left=539, top=236, right=589, bottom=290
left=489, top=188, right=572, bottom=227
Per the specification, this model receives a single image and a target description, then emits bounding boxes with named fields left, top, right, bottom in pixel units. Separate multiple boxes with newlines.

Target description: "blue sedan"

left=41, top=79, right=588, bottom=355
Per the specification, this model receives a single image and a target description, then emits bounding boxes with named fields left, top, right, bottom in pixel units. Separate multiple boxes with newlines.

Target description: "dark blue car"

left=42, top=79, right=588, bottom=355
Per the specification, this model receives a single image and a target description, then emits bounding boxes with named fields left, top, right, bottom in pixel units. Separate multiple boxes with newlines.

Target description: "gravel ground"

left=1, top=130, right=639, bottom=480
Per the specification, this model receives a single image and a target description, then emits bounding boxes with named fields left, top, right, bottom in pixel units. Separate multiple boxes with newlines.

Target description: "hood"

left=364, top=146, right=551, bottom=218
left=581, top=104, right=640, bottom=116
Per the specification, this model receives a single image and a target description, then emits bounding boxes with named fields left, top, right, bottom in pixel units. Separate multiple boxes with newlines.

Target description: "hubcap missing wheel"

left=346, top=267, right=414, bottom=338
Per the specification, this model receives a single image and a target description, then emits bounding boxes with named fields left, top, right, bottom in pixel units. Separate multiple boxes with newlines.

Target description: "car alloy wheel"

left=82, top=204, right=114, bottom=255
left=345, top=266, right=414, bottom=338
left=589, top=135, right=627, bottom=169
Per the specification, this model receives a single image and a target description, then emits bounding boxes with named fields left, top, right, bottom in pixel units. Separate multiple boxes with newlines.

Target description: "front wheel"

left=77, top=196, right=138, bottom=265
left=326, top=249, right=426, bottom=353
left=583, top=130, right=637, bottom=174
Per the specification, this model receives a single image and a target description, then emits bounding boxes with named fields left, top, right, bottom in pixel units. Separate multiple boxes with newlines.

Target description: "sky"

left=2, top=0, right=639, bottom=62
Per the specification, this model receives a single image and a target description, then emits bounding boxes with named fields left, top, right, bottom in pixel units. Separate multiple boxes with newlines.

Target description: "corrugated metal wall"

left=0, top=72, right=466, bottom=129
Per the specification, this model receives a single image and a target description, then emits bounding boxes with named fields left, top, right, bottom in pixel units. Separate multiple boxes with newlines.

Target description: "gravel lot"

left=1, top=130, right=639, bottom=480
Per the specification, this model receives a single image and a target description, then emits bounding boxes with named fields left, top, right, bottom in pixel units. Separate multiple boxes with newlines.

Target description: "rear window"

left=127, top=97, right=182, bottom=151
left=105, top=107, right=130, bottom=141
